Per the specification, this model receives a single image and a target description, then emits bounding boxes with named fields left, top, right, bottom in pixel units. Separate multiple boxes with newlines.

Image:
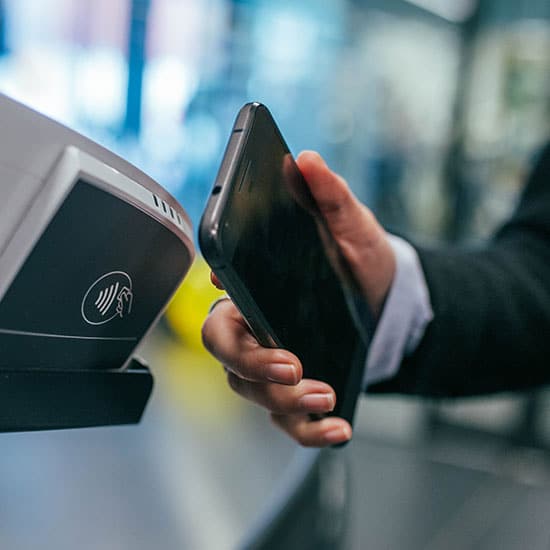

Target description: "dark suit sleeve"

left=369, top=142, right=550, bottom=397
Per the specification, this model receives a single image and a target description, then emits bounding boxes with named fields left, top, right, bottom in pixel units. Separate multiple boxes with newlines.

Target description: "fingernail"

left=299, top=393, right=335, bottom=413
left=324, top=426, right=352, bottom=445
left=266, top=363, right=298, bottom=384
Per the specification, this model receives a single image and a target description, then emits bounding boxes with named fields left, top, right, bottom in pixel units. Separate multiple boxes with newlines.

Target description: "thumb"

left=296, top=151, right=395, bottom=316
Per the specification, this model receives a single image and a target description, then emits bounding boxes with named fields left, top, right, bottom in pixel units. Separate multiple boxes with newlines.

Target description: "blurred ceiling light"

left=403, top=0, right=477, bottom=22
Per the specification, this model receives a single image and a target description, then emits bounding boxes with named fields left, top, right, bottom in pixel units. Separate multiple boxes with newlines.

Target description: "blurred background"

left=0, top=0, right=549, bottom=548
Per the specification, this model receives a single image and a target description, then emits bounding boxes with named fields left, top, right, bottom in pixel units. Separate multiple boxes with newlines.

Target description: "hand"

left=201, top=151, right=396, bottom=447
left=296, top=151, right=395, bottom=318
left=116, top=287, right=133, bottom=318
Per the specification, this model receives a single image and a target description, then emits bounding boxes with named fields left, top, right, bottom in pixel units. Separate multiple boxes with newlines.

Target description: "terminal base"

left=0, top=358, right=153, bottom=432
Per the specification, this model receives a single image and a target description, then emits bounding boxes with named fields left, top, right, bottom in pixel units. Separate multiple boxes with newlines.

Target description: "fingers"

left=296, top=150, right=396, bottom=316
left=271, top=413, right=352, bottom=447
left=202, top=298, right=302, bottom=385
left=227, top=372, right=335, bottom=415
left=203, top=289, right=352, bottom=448
left=297, top=150, right=360, bottom=227
left=210, top=272, right=224, bottom=290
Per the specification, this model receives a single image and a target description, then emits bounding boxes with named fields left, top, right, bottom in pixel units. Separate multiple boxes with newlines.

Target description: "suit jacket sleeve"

left=369, top=141, right=550, bottom=397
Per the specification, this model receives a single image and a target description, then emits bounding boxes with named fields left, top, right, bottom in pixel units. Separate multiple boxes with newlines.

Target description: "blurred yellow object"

left=165, top=256, right=225, bottom=353
left=159, top=256, right=246, bottom=426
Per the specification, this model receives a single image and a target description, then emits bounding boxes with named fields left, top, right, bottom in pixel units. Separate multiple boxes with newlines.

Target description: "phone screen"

left=214, top=105, right=368, bottom=419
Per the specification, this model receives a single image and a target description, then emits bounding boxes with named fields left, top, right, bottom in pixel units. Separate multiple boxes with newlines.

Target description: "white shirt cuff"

left=363, top=235, right=433, bottom=388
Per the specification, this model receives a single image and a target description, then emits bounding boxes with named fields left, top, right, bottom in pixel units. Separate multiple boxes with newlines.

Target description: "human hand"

left=201, top=151, right=396, bottom=446
left=296, top=151, right=395, bottom=317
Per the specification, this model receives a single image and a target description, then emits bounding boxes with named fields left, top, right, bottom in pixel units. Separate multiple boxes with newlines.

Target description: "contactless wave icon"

left=95, top=282, right=120, bottom=316
left=81, top=271, right=133, bottom=325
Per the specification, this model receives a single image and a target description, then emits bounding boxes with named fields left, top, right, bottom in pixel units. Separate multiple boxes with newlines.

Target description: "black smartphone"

left=199, top=103, right=371, bottom=425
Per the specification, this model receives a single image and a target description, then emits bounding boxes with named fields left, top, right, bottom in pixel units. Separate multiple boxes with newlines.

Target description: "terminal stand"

left=0, top=358, right=153, bottom=432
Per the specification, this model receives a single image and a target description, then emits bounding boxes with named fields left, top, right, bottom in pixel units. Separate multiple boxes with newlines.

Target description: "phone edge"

left=199, top=103, right=281, bottom=349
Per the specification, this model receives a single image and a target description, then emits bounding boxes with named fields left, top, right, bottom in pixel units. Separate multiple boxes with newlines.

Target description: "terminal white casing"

left=0, top=93, right=194, bottom=373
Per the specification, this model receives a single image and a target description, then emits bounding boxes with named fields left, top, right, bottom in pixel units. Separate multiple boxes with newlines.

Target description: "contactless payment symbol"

left=81, top=271, right=133, bottom=325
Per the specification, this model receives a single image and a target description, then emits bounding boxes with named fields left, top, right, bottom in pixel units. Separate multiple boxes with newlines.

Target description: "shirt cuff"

left=363, top=235, right=433, bottom=389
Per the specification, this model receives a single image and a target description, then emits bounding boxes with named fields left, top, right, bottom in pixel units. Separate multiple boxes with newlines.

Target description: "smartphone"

left=199, top=103, right=371, bottom=425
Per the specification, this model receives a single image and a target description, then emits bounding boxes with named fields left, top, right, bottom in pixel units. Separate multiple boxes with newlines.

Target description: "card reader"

left=0, top=94, right=194, bottom=431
